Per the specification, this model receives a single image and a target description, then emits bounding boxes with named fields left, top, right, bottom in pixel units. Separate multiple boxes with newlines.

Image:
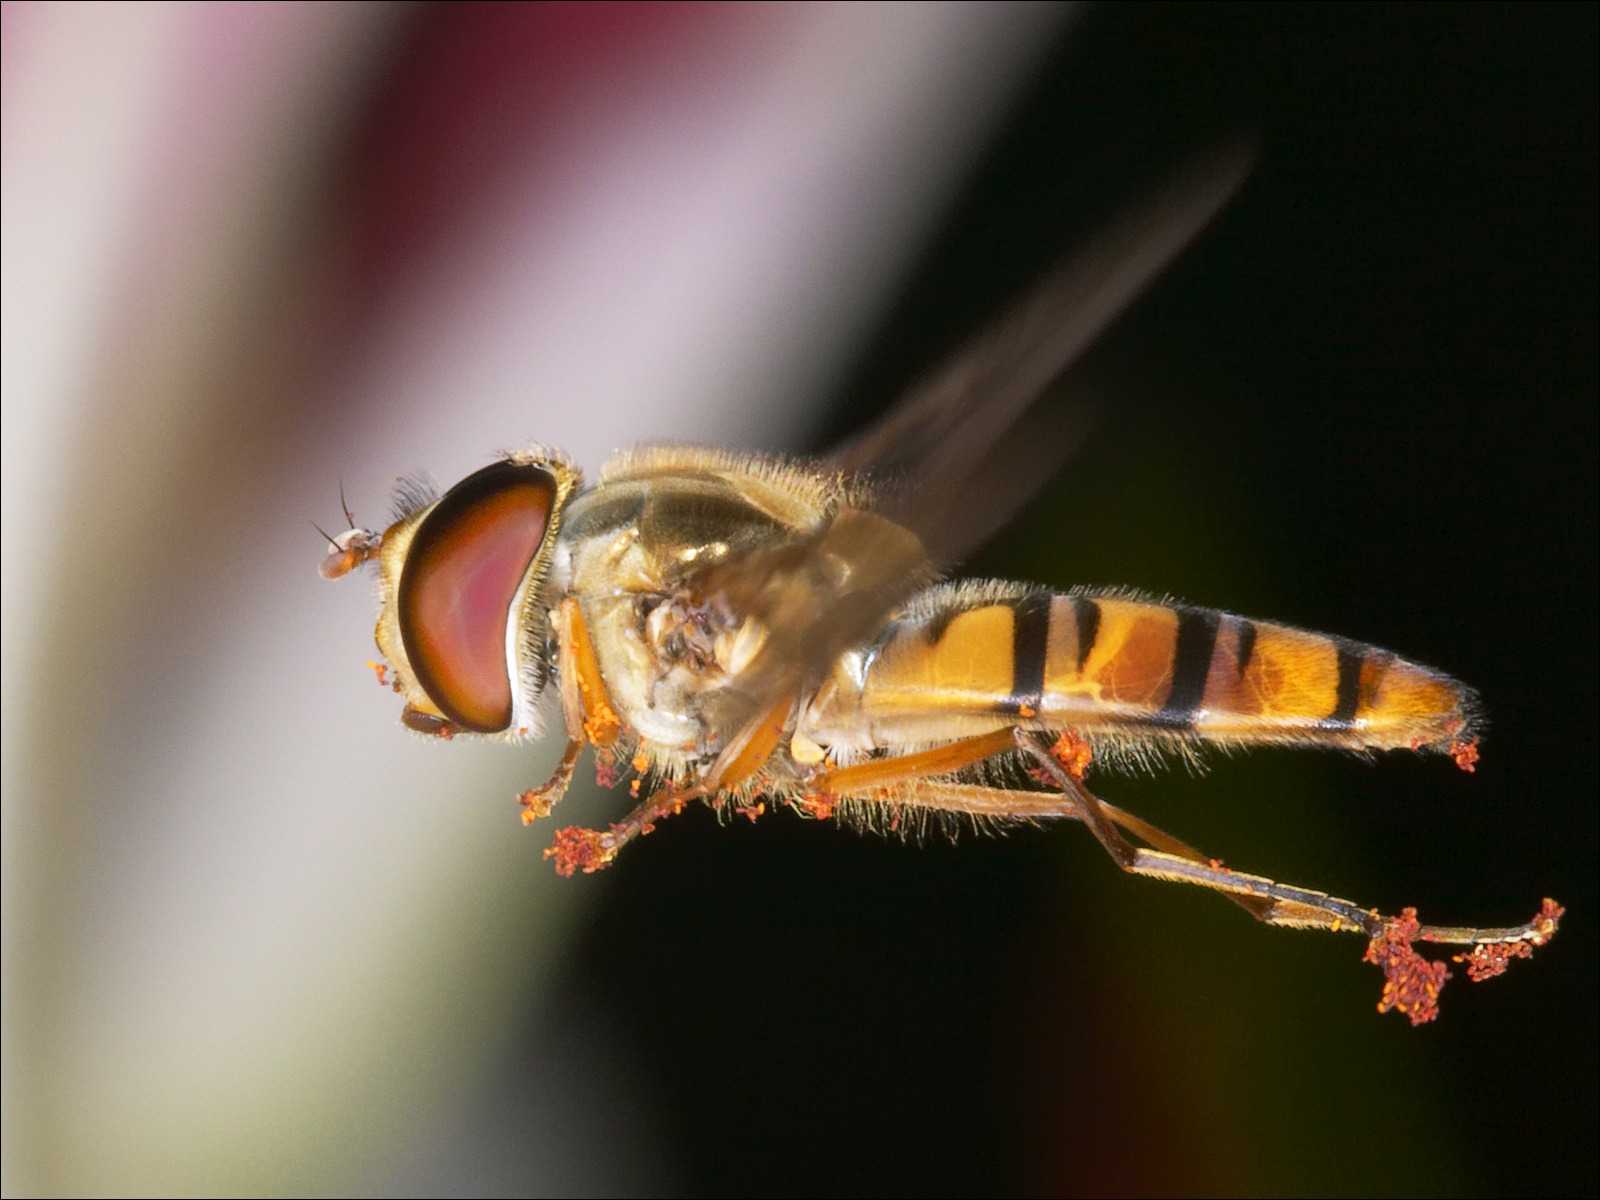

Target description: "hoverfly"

left=321, top=145, right=1559, bottom=1023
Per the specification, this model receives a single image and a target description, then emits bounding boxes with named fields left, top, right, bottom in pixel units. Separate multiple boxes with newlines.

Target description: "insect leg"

left=869, top=778, right=1216, bottom=863
left=866, top=766, right=1560, bottom=1023
left=519, top=599, right=619, bottom=824
left=1014, top=731, right=1394, bottom=931
left=1009, top=734, right=1562, bottom=1023
left=544, top=682, right=799, bottom=875
left=816, top=735, right=1276, bottom=922
left=561, top=597, right=621, bottom=748
left=544, top=789, right=689, bottom=877
left=809, top=729, right=1538, bottom=956
left=812, top=728, right=1024, bottom=795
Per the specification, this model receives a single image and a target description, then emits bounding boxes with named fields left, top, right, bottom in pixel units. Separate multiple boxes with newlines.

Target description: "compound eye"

left=398, top=461, right=556, bottom=732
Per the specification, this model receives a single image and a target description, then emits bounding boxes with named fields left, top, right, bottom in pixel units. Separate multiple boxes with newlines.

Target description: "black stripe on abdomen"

left=1003, top=590, right=1052, bottom=716
left=1152, top=607, right=1221, bottom=728
left=1322, top=641, right=1365, bottom=729
left=1234, top=619, right=1257, bottom=677
left=1071, top=595, right=1100, bottom=672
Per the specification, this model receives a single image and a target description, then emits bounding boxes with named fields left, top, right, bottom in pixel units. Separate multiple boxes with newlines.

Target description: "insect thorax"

left=557, top=454, right=840, bottom=760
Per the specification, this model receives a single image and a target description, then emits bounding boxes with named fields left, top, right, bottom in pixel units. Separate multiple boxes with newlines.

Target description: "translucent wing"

left=830, top=139, right=1255, bottom=565
left=700, top=142, right=1255, bottom=721
left=692, top=504, right=937, bottom=723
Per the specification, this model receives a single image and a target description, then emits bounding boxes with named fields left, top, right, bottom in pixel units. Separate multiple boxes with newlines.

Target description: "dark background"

left=536, top=4, right=1597, bottom=1197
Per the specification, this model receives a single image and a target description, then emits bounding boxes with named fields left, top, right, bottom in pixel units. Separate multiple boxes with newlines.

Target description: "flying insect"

left=320, top=145, right=1560, bottom=1023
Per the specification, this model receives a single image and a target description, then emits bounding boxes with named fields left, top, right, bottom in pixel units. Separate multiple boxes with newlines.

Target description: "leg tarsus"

left=519, top=735, right=585, bottom=824
left=545, top=790, right=688, bottom=876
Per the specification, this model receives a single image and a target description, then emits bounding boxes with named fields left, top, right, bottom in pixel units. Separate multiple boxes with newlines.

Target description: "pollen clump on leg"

left=519, top=789, right=557, bottom=824
left=1449, top=737, right=1480, bottom=773
left=1364, top=907, right=1451, bottom=1025
left=795, top=793, right=836, bottom=820
left=1049, top=731, right=1093, bottom=781
left=544, top=826, right=614, bottom=876
left=583, top=704, right=622, bottom=748
left=1454, top=940, right=1533, bottom=981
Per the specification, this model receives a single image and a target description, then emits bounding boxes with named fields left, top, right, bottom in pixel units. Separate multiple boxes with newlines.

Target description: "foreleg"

left=518, top=598, right=621, bottom=822
left=544, top=682, right=798, bottom=875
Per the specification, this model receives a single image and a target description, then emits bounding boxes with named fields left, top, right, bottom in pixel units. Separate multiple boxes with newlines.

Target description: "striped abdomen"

left=803, top=582, right=1479, bottom=758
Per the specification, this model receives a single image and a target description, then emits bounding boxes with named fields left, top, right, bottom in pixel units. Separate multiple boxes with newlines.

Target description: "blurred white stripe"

left=2, top=3, right=1073, bottom=1193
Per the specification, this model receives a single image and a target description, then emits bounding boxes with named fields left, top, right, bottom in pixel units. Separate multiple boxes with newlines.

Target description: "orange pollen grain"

left=1453, top=940, right=1532, bottom=982
left=583, top=707, right=621, bottom=746
left=799, top=794, right=836, bottom=820
left=518, top=789, right=556, bottom=822
left=1049, top=731, right=1093, bottom=781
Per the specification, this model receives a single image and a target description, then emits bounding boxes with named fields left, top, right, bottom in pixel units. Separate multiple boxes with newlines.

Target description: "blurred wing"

left=829, top=139, right=1255, bottom=564
left=696, top=143, right=1255, bottom=730
left=692, top=505, right=936, bottom=726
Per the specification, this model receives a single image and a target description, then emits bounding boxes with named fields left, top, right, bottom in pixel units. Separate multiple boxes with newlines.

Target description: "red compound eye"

left=398, top=461, right=555, bottom=732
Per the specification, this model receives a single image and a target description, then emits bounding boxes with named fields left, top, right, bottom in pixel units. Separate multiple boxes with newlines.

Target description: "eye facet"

left=398, top=461, right=556, bottom=732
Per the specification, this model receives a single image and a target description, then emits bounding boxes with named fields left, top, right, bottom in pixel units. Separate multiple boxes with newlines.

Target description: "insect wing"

left=685, top=142, right=1258, bottom=719
left=689, top=505, right=936, bottom=716
left=829, top=139, right=1255, bottom=565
